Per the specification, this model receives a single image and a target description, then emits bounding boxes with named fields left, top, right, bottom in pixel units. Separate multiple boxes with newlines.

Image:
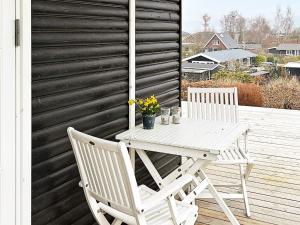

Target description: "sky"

left=183, top=0, right=300, bottom=34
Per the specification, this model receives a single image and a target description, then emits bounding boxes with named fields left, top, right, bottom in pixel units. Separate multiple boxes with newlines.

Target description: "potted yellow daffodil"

left=128, top=95, right=160, bottom=129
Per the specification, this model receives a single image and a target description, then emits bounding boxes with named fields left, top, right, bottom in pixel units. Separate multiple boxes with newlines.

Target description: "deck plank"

left=191, top=106, right=300, bottom=225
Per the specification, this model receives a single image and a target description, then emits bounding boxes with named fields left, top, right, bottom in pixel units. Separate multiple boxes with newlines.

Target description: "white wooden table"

left=116, top=117, right=249, bottom=225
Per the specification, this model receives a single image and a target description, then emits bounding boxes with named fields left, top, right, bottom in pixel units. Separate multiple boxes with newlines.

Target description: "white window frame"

left=212, top=40, right=220, bottom=45
left=192, top=61, right=214, bottom=65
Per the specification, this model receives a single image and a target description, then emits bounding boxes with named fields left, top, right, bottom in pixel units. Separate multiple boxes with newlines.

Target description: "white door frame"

left=0, top=0, right=17, bottom=224
left=0, top=0, right=31, bottom=224
left=16, top=0, right=31, bottom=224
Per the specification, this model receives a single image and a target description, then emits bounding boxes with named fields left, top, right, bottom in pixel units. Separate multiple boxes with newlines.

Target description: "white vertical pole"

left=0, top=0, right=16, bottom=224
left=15, top=0, right=32, bottom=224
left=129, top=0, right=136, bottom=129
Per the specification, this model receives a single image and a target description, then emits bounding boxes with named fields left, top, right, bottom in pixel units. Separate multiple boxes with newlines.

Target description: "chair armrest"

left=141, top=174, right=194, bottom=212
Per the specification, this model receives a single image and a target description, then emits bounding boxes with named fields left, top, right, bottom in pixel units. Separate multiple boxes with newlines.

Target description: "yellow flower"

left=139, top=99, right=143, bottom=105
left=128, top=99, right=134, bottom=106
left=144, top=102, right=149, bottom=107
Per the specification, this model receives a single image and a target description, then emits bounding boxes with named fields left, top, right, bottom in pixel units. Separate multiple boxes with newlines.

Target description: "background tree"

left=220, top=10, right=246, bottom=42
left=274, top=6, right=284, bottom=42
left=282, top=6, right=294, bottom=37
left=247, top=16, right=271, bottom=44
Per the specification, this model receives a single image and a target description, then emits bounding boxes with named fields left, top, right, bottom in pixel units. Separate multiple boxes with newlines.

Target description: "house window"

left=212, top=40, right=220, bottom=45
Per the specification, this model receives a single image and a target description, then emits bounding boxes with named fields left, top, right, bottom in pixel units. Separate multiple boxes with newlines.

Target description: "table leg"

left=136, top=149, right=164, bottom=188
left=136, top=149, right=189, bottom=200
left=129, top=148, right=136, bottom=172
left=135, top=150, right=240, bottom=224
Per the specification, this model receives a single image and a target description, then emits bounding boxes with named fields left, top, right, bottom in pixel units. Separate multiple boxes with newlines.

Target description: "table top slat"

left=116, top=118, right=249, bottom=154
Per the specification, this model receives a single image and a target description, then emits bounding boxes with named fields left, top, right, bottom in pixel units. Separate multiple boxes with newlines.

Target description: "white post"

left=15, top=0, right=32, bottom=224
left=0, top=0, right=16, bottom=224
left=129, top=0, right=136, bottom=129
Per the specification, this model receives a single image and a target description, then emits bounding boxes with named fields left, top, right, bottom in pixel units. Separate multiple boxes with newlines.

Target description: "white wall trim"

left=0, top=0, right=16, bottom=224
left=15, top=0, right=32, bottom=224
left=129, top=0, right=136, bottom=129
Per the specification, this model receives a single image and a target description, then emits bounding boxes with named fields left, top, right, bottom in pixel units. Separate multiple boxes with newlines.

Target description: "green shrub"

left=254, top=55, right=267, bottom=66
left=266, top=56, right=275, bottom=63
left=213, top=70, right=254, bottom=83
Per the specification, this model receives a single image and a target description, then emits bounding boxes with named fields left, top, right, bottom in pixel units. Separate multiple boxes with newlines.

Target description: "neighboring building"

left=268, top=44, right=300, bottom=56
left=284, top=62, right=300, bottom=76
left=183, top=49, right=257, bottom=70
left=203, top=33, right=239, bottom=52
left=182, top=31, right=191, bottom=38
left=182, top=42, right=198, bottom=57
left=238, top=43, right=262, bottom=51
left=268, top=47, right=278, bottom=55
left=183, top=31, right=214, bottom=49
left=250, top=70, right=270, bottom=79
left=182, top=62, right=219, bottom=81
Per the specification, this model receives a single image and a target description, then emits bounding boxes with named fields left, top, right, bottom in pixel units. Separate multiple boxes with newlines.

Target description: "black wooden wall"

left=135, top=0, right=182, bottom=186
left=32, top=0, right=181, bottom=224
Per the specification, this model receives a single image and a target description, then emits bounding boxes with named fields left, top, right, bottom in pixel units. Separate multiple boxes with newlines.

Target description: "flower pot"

left=142, top=114, right=156, bottom=129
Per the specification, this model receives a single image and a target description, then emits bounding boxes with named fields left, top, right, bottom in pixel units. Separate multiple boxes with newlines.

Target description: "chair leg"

left=239, top=165, right=251, bottom=217
left=244, top=162, right=254, bottom=181
left=111, top=219, right=123, bottom=225
left=86, top=194, right=110, bottom=225
left=185, top=211, right=198, bottom=225
left=197, top=169, right=240, bottom=225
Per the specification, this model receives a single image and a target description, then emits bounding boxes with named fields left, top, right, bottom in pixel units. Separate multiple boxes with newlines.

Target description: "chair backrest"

left=187, top=87, right=239, bottom=123
left=67, top=127, right=142, bottom=217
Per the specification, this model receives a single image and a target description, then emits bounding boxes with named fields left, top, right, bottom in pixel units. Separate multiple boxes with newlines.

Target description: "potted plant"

left=128, top=95, right=160, bottom=129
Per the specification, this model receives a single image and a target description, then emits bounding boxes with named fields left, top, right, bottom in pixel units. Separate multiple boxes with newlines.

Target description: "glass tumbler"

left=161, top=107, right=170, bottom=125
left=171, top=106, right=181, bottom=124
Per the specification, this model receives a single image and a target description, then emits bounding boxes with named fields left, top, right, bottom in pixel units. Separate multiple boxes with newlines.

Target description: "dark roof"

left=238, top=43, right=262, bottom=50
left=250, top=71, right=270, bottom=76
left=182, top=62, right=219, bottom=71
left=184, top=49, right=257, bottom=63
left=205, top=33, right=239, bottom=49
left=277, top=44, right=300, bottom=51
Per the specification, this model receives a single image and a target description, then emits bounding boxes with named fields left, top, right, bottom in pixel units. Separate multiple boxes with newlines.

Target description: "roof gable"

left=204, top=33, right=239, bottom=49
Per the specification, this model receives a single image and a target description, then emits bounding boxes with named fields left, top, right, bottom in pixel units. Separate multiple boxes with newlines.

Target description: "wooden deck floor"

left=195, top=106, right=300, bottom=225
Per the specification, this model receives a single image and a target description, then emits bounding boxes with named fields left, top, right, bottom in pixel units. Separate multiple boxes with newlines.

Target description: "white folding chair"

left=68, top=127, right=198, bottom=225
left=187, top=87, right=254, bottom=217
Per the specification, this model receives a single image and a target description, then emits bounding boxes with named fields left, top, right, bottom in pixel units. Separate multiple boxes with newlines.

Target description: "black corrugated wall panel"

left=135, top=0, right=182, bottom=187
left=31, top=0, right=182, bottom=224
left=32, top=1, right=129, bottom=224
